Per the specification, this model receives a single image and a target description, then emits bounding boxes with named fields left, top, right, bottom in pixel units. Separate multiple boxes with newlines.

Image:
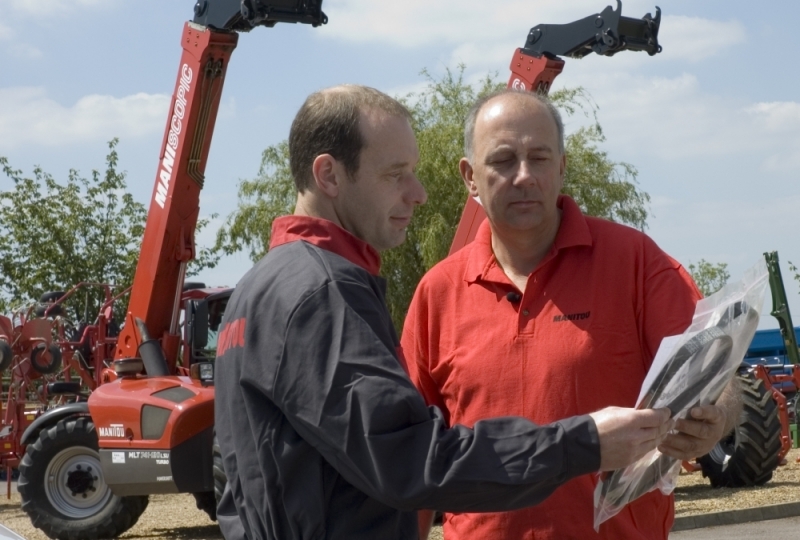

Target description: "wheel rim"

left=44, top=445, right=114, bottom=518
left=708, top=434, right=735, bottom=466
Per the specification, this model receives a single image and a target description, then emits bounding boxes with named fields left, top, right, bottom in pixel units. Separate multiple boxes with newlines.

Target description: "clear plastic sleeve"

left=593, top=257, right=769, bottom=530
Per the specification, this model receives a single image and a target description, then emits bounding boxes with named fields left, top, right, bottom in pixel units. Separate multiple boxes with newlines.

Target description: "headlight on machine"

left=190, top=362, right=214, bottom=384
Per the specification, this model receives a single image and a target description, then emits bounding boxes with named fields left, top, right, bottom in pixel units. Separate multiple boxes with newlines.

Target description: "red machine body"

left=81, top=21, right=238, bottom=498
left=91, top=377, right=215, bottom=496
left=113, top=24, right=238, bottom=369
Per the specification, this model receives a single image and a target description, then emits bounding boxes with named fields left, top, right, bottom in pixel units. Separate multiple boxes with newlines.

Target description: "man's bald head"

left=463, top=90, right=564, bottom=161
left=289, top=84, right=412, bottom=192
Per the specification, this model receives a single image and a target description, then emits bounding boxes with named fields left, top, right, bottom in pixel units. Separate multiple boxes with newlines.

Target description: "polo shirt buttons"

left=522, top=309, right=529, bottom=317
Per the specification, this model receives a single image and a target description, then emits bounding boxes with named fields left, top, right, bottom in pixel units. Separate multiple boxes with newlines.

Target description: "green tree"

left=687, top=259, right=730, bottom=297
left=0, top=139, right=146, bottom=319
left=788, top=261, right=800, bottom=291
left=214, top=67, right=649, bottom=330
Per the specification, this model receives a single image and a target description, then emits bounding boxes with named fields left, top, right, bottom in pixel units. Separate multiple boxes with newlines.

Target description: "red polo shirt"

left=402, top=195, right=700, bottom=540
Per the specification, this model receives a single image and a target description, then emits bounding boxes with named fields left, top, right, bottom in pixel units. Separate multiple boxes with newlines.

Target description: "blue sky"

left=1, top=0, right=799, bottom=329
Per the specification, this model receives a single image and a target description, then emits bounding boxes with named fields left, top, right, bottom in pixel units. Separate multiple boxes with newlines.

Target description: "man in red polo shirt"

left=402, top=90, right=741, bottom=539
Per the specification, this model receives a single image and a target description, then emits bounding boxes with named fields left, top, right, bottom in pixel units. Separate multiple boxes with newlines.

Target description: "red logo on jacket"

left=217, top=318, right=246, bottom=356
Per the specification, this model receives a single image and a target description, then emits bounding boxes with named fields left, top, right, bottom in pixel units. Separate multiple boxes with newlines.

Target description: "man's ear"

left=311, top=154, right=341, bottom=198
left=459, top=157, right=478, bottom=198
left=557, top=152, right=567, bottom=191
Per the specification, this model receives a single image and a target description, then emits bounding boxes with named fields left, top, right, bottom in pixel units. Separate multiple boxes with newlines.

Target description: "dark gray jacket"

left=215, top=233, right=600, bottom=540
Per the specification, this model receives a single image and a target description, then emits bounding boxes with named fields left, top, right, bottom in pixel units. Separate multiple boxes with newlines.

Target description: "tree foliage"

left=0, top=139, right=146, bottom=319
left=212, top=142, right=294, bottom=261
left=788, top=261, right=800, bottom=293
left=214, top=66, right=650, bottom=330
left=688, top=259, right=730, bottom=297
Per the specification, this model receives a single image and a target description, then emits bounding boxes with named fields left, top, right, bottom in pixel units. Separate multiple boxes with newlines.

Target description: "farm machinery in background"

left=0, top=282, right=231, bottom=534
left=0, top=284, right=126, bottom=488
left=696, top=251, right=800, bottom=488
left=1, top=1, right=327, bottom=539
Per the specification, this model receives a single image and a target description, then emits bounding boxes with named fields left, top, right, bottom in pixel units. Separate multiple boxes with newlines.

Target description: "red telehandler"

left=10, top=2, right=666, bottom=539
left=12, top=3, right=327, bottom=538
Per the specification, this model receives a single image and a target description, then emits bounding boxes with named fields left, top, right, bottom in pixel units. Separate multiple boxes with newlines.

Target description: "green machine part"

left=765, top=251, right=800, bottom=365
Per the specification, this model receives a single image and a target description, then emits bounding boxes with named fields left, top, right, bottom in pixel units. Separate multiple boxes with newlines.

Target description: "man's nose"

left=408, top=174, right=428, bottom=206
left=513, top=160, right=535, bottom=187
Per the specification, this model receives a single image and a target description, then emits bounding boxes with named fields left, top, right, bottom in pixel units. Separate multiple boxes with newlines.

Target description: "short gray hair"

left=463, top=89, right=565, bottom=160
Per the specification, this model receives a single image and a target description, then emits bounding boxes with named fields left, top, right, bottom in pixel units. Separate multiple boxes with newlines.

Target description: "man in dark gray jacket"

left=214, top=84, right=672, bottom=540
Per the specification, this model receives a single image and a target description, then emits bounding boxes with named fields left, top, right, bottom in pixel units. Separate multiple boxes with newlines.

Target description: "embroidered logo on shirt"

left=552, top=311, right=591, bottom=322
left=217, top=317, right=246, bottom=356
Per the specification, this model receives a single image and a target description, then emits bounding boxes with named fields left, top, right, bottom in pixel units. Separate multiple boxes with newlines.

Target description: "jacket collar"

left=270, top=215, right=381, bottom=276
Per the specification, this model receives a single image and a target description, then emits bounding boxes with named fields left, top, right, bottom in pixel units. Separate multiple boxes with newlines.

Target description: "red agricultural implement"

left=0, top=284, right=125, bottom=493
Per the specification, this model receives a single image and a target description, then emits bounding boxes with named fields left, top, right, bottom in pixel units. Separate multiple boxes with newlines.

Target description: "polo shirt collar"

left=464, top=195, right=593, bottom=284
left=270, top=215, right=381, bottom=276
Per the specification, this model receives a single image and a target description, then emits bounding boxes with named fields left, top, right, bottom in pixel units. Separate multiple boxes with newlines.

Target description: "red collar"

left=464, top=195, right=593, bottom=284
left=270, top=216, right=381, bottom=276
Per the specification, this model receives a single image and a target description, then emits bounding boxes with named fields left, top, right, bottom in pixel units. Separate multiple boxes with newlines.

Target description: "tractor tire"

left=39, top=291, right=66, bottom=303
left=192, top=428, right=226, bottom=522
left=36, top=291, right=67, bottom=318
left=192, top=491, right=217, bottom=521
left=0, top=340, right=11, bottom=372
left=212, top=429, right=227, bottom=504
left=18, top=416, right=149, bottom=540
left=697, top=371, right=782, bottom=487
left=31, top=343, right=62, bottom=375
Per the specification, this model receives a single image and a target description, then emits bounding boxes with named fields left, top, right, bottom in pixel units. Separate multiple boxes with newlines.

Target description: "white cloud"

left=657, top=16, right=746, bottom=62
left=0, top=14, right=41, bottom=57
left=747, top=102, right=800, bottom=132
left=4, top=42, right=42, bottom=58
left=319, top=1, right=747, bottom=83
left=0, top=21, right=12, bottom=40
left=553, top=68, right=800, bottom=174
left=321, top=0, right=608, bottom=48
left=6, top=0, right=111, bottom=16
left=0, top=87, right=169, bottom=150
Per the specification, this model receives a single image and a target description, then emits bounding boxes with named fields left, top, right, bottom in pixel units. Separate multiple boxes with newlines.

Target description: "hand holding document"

left=593, top=258, right=769, bottom=530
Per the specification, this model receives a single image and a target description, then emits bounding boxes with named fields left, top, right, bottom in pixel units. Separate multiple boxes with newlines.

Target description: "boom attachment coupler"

left=522, top=0, right=661, bottom=59
left=193, top=0, right=328, bottom=32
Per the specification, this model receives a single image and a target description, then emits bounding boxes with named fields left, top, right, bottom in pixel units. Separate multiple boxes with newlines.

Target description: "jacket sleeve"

left=270, top=278, right=601, bottom=512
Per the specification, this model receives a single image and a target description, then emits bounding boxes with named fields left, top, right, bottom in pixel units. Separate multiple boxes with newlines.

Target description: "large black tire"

left=30, top=343, right=62, bottom=375
left=39, top=291, right=66, bottom=303
left=192, top=429, right=226, bottom=522
left=36, top=292, right=67, bottom=318
left=697, top=371, right=782, bottom=487
left=18, top=417, right=149, bottom=540
left=192, top=491, right=217, bottom=522
left=212, top=429, right=226, bottom=504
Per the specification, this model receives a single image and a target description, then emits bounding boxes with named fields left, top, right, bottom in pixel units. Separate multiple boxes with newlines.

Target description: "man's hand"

left=658, top=378, right=742, bottom=461
left=589, top=407, right=673, bottom=471
left=657, top=404, right=728, bottom=460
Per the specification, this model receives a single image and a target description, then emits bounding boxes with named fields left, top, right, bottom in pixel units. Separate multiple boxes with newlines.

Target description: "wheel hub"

left=707, top=433, right=735, bottom=466
left=44, top=446, right=114, bottom=518
left=65, top=464, right=97, bottom=497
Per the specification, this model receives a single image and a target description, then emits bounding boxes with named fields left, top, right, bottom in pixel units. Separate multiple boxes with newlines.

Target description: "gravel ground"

left=3, top=450, right=800, bottom=539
